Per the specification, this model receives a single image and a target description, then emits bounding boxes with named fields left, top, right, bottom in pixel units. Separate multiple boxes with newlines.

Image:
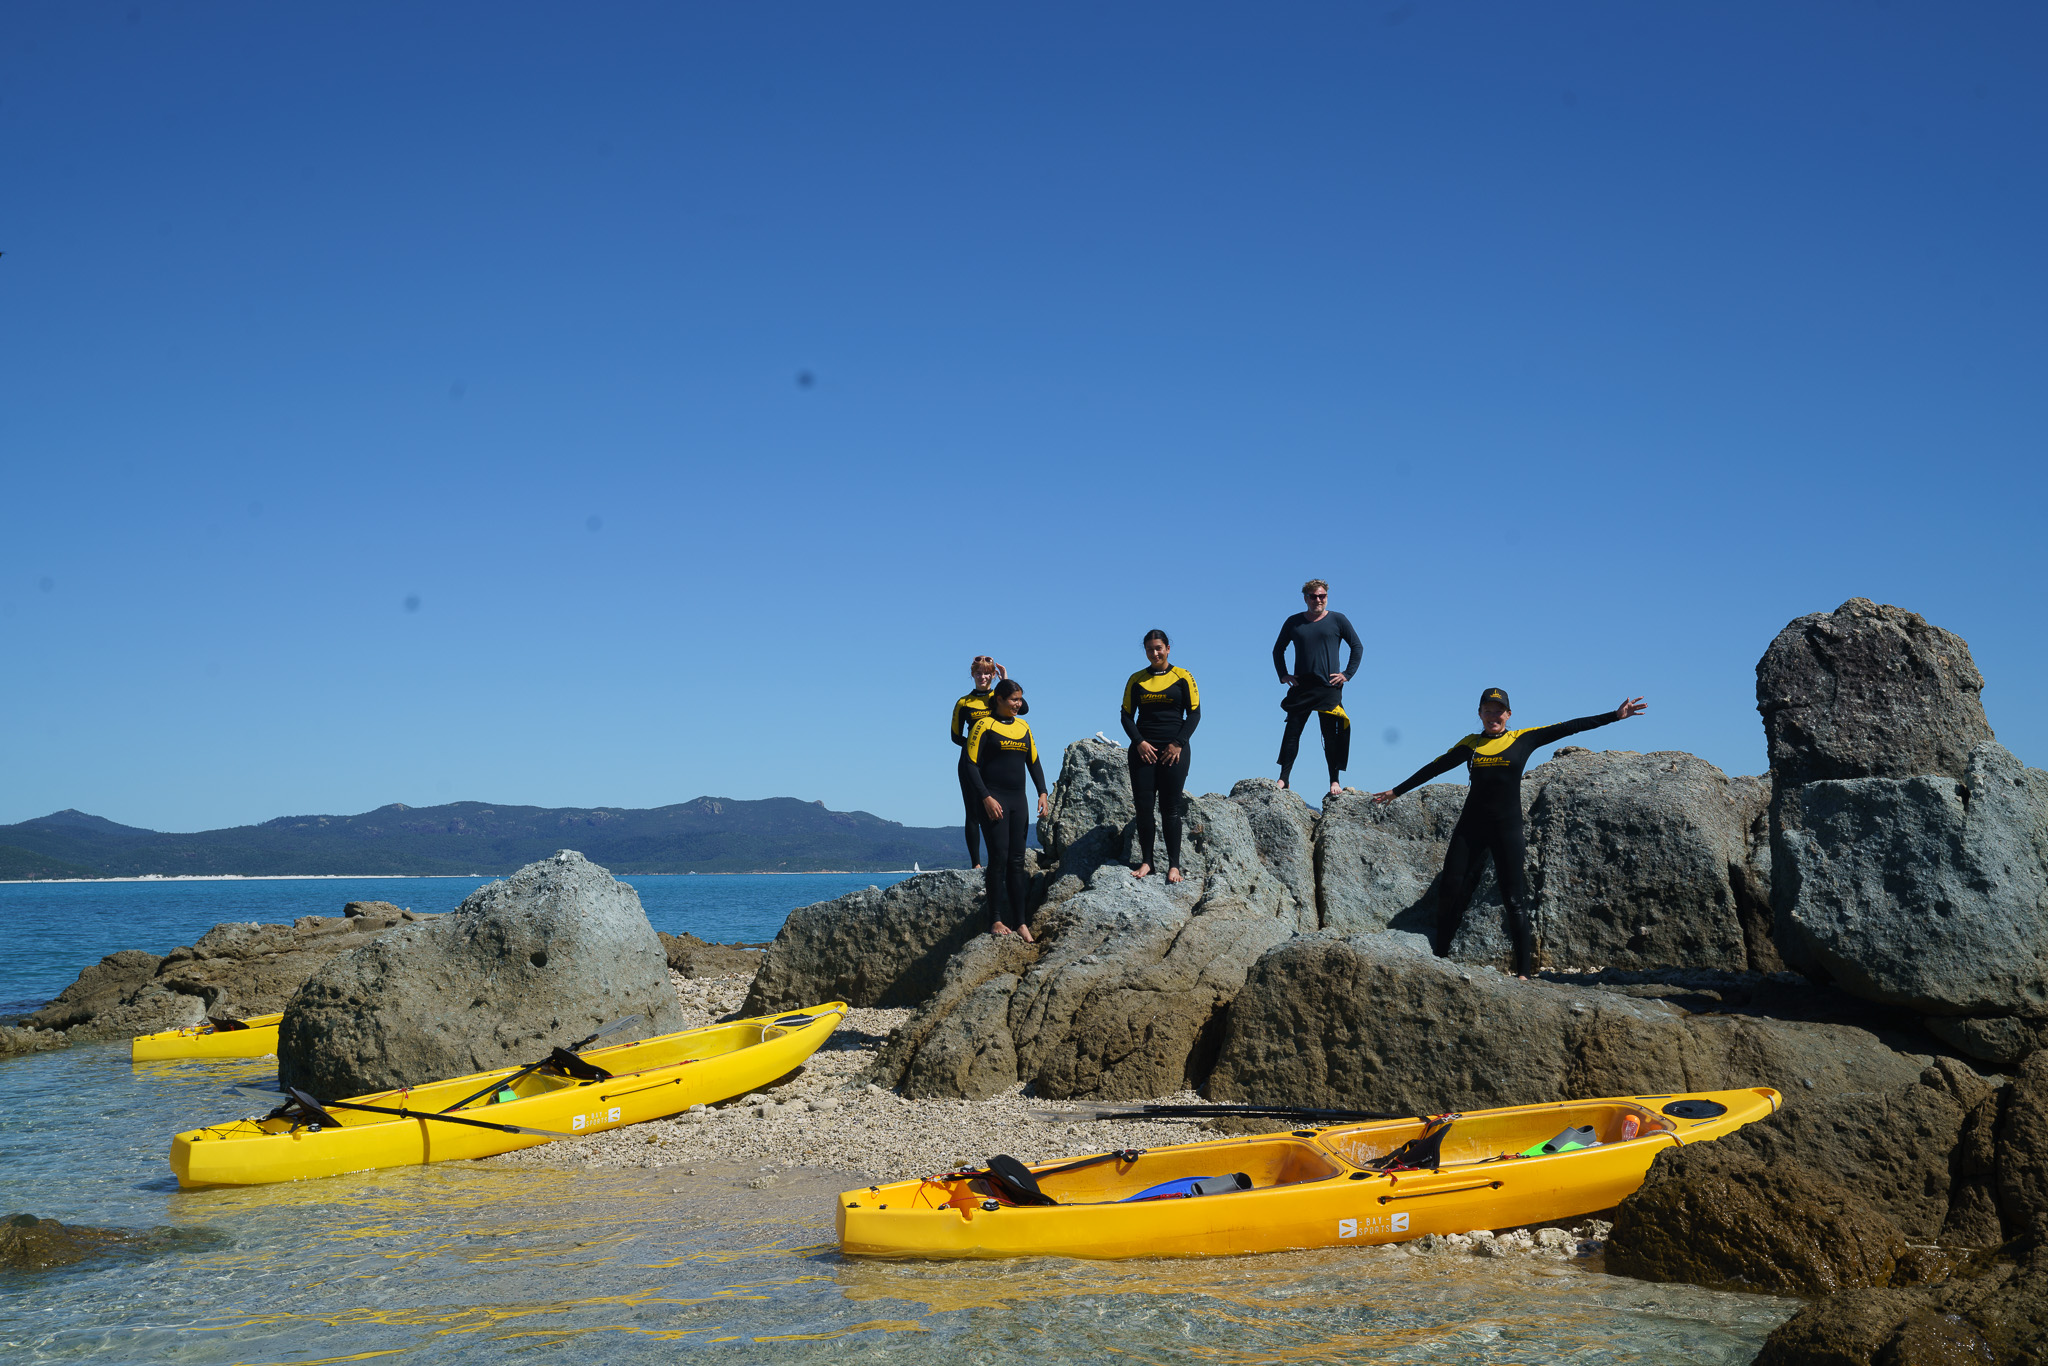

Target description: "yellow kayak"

left=838, top=1086, right=1779, bottom=1259
left=132, top=1013, right=283, bottom=1061
left=172, top=1003, right=845, bottom=1187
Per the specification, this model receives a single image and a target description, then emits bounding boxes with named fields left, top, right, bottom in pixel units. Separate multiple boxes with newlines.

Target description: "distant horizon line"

left=0, top=868, right=936, bottom=887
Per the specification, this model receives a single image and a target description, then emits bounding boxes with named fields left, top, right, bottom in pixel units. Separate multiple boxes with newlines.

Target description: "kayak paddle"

left=1028, top=1102, right=1416, bottom=1125
left=232, top=1084, right=573, bottom=1139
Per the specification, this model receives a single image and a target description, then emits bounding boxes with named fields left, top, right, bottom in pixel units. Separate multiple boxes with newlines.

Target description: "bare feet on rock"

left=1329, top=781, right=1342, bottom=797
left=992, top=923, right=1012, bottom=937
left=1134, top=863, right=1153, bottom=879
left=1019, top=924, right=1035, bottom=944
left=1166, top=867, right=1184, bottom=885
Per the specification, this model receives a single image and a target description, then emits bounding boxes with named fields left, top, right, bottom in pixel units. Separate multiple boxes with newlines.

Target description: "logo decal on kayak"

left=573, top=1115, right=586, bottom=1130
left=1392, top=1212, right=1409, bottom=1232
left=1338, top=1219, right=1357, bottom=1239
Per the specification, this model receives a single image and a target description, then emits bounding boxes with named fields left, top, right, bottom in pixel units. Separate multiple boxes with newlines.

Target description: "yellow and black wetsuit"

left=950, top=688, right=1026, bottom=866
left=1273, top=611, right=1363, bottom=786
left=962, top=715, right=1049, bottom=930
left=1389, top=711, right=1622, bottom=974
left=1120, top=666, right=1201, bottom=871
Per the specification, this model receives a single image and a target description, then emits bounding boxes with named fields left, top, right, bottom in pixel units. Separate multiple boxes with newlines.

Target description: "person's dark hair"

left=1143, top=629, right=1170, bottom=649
left=993, top=678, right=1024, bottom=703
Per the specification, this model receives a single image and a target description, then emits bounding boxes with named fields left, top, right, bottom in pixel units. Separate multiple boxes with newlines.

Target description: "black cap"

left=1479, top=687, right=1511, bottom=710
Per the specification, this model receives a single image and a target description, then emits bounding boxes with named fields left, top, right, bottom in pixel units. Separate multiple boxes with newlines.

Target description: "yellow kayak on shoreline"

left=132, top=1013, right=283, bottom=1062
left=172, top=1003, right=845, bottom=1187
left=838, top=1086, right=1778, bottom=1260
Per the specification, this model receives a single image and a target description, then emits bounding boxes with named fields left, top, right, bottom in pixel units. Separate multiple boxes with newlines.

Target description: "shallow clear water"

left=0, top=1043, right=1796, bottom=1364
left=0, top=873, right=910, bottom=1014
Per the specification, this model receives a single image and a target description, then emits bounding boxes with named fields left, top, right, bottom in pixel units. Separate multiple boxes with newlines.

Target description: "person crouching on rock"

left=962, top=679, right=1052, bottom=941
left=1120, top=629, right=1201, bottom=884
left=950, top=655, right=1022, bottom=870
left=1372, top=688, right=1647, bottom=980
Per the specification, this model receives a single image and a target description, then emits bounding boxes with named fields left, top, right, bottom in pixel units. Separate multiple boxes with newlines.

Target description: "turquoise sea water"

left=0, top=873, right=910, bottom=1016
left=0, top=879, right=1797, bottom=1363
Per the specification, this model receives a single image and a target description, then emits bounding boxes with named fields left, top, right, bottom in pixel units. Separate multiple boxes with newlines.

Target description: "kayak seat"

left=1521, top=1124, right=1599, bottom=1157
left=1124, top=1173, right=1253, bottom=1202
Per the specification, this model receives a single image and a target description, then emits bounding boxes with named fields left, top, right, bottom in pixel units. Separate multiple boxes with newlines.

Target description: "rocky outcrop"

left=657, top=931, right=764, bottom=979
left=1522, top=748, right=1776, bottom=973
left=1040, top=737, right=1137, bottom=886
left=1205, top=932, right=1930, bottom=1113
left=1757, top=597, right=1994, bottom=789
left=872, top=851, right=1300, bottom=1100
left=1313, top=751, right=1777, bottom=973
left=1752, top=1238, right=2046, bottom=1366
left=740, top=870, right=987, bottom=1014
left=1607, top=1145, right=1910, bottom=1295
left=1776, top=742, right=2048, bottom=1017
left=4, top=903, right=443, bottom=1054
left=279, top=851, right=683, bottom=1098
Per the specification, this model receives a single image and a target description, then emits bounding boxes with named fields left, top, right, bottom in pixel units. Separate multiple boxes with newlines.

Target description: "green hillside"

left=0, top=798, right=973, bottom=878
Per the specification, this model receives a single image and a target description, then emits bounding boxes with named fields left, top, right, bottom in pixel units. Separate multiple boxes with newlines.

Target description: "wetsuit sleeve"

left=961, top=722, right=993, bottom=802
left=1028, top=729, right=1047, bottom=794
left=1272, top=616, right=1296, bottom=681
left=1337, top=613, right=1363, bottom=681
left=950, top=699, right=970, bottom=747
left=1391, top=746, right=1470, bottom=797
left=1120, top=674, right=1141, bottom=743
left=1174, top=670, right=1201, bottom=744
left=1518, top=712, right=1622, bottom=749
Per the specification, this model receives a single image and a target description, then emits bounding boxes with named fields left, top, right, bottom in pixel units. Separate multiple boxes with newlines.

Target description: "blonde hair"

left=1302, top=579, right=1329, bottom=596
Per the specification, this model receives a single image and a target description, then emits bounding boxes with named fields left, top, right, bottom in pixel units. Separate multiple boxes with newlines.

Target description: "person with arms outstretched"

left=961, top=679, right=1052, bottom=941
left=949, top=656, right=1021, bottom=869
left=1273, top=579, right=1363, bottom=795
left=1120, top=629, right=1200, bottom=884
left=1373, top=688, right=1648, bottom=979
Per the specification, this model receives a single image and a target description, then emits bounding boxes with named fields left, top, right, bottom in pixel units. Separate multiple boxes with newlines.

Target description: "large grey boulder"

left=1206, top=932, right=1931, bottom=1114
left=871, top=827, right=1302, bottom=1100
left=1040, top=737, right=1136, bottom=885
left=1315, top=785, right=1478, bottom=936
left=1314, top=752, right=1778, bottom=973
left=279, top=851, right=682, bottom=1097
left=741, top=870, right=985, bottom=1014
left=1522, top=748, right=1775, bottom=973
left=1756, top=597, right=1994, bottom=789
left=1776, top=742, right=2048, bottom=1017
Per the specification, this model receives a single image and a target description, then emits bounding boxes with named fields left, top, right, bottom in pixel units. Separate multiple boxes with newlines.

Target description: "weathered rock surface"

left=873, top=857, right=1299, bottom=1101
left=1522, top=748, right=1776, bottom=973
left=4, top=904, right=443, bottom=1055
left=0, top=1213, right=143, bottom=1271
left=1776, top=742, right=2048, bottom=1017
left=1752, top=1235, right=2047, bottom=1366
left=1314, top=751, right=1777, bottom=974
left=1041, top=737, right=1137, bottom=886
left=1206, top=933, right=1931, bottom=1113
left=1607, top=1145, right=1910, bottom=1295
left=740, top=870, right=986, bottom=1014
left=1757, top=597, right=1994, bottom=789
left=1929, top=1015, right=2048, bottom=1071
left=279, top=851, right=682, bottom=1097
left=657, top=931, right=764, bottom=980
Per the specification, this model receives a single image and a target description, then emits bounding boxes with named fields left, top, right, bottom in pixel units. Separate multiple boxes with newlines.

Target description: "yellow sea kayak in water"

left=132, top=1013, right=283, bottom=1061
left=172, top=1003, right=845, bottom=1187
left=838, top=1086, right=1778, bottom=1259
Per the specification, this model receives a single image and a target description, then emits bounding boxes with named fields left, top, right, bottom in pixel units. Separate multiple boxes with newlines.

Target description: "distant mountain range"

left=0, top=798, right=974, bottom=879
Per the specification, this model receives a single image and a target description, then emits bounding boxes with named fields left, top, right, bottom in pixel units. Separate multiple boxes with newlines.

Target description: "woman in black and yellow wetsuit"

left=949, top=656, right=1022, bottom=869
left=1120, top=630, right=1200, bottom=884
left=961, top=679, right=1052, bottom=940
left=1373, top=688, right=1647, bottom=979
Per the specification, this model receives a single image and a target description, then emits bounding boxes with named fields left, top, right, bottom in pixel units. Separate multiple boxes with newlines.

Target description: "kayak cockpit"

left=1326, top=1102, right=1678, bottom=1170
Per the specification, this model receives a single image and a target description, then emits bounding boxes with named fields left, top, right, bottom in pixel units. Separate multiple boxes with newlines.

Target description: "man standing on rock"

left=1273, top=579, right=1364, bottom=796
left=1373, top=689, right=1647, bottom=979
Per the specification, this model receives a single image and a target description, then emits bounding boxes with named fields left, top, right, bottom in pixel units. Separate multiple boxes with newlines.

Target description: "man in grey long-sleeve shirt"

left=1272, top=579, right=1363, bottom=795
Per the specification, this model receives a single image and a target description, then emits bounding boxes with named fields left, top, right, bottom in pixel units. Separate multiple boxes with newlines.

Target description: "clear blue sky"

left=4, top=2, right=2043, bottom=834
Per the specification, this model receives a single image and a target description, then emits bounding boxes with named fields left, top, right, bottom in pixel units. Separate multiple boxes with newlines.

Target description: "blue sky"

left=3, top=2, right=2043, bottom=834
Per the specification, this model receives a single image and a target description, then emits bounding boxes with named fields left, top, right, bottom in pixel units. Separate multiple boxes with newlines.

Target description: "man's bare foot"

left=1166, top=867, right=1184, bottom=884
left=1277, top=776, right=1289, bottom=790
left=992, top=923, right=1012, bottom=937
left=1019, top=924, right=1035, bottom=944
left=971, top=864, right=982, bottom=871
left=1329, top=781, right=1342, bottom=797
left=1134, top=863, right=1152, bottom=879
